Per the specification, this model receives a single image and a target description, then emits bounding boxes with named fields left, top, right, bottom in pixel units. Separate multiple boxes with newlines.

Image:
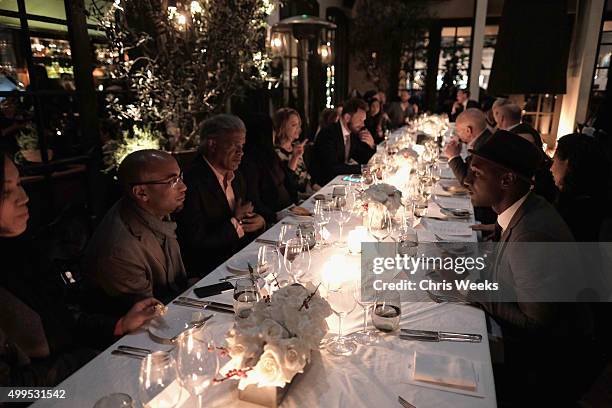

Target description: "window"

left=399, top=30, right=429, bottom=93
left=437, top=26, right=471, bottom=90
left=593, top=20, right=611, bottom=93
left=480, top=25, right=498, bottom=90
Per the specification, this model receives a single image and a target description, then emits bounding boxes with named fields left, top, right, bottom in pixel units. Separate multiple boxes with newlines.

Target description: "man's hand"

left=451, top=101, right=461, bottom=114
left=121, top=298, right=162, bottom=334
left=358, top=129, right=375, bottom=148
left=234, top=198, right=254, bottom=221
left=444, top=139, right=461, bottom=159
left=241, top=213, right=265, bottom=233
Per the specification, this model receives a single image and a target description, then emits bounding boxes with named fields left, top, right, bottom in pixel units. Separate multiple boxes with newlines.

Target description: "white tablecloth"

left=32, top=175, right=496, bottom=408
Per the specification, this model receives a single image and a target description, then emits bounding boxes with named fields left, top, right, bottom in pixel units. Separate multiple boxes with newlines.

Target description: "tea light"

left=347, top=226, right=370, bottom=255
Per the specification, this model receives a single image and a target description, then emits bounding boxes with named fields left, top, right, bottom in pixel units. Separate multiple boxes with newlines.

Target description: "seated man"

left=176, top=114, right=265, bottom=277
left=492, top=99, right=543, bottom=147
left=449, top=88, right=480, bottom=122
left=464, top=130, right=592, bottom=404
left=443, top=108, right=491, bottom=185
left=313, top=98, right=376, bottom=185
left=83, top=150, right=188, bottom=308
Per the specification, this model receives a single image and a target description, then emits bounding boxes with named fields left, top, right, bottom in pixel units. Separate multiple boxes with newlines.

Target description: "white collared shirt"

left=202, top=156, right=244, bottom=238
left=340, top=120, right=351, bottom=163
left=497, top=193, right=529, bottom=231
left=506, top=122, right=520, bottom=132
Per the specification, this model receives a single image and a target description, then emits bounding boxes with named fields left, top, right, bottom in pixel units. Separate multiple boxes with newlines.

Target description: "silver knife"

left=255, top=238, right=279, bottom=245
left=178, top=297, right=233, bottom=309
left=400, top=328, right=482, bottom=343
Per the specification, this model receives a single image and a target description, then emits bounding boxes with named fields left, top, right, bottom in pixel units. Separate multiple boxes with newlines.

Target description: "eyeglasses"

left=130, top=172, right=184, bottom=189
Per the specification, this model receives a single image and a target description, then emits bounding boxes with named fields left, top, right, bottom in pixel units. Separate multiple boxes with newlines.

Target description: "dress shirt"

left=203, top=156, right=244, bottom=238
left=448, top=128, right=487, bottom=161
left=340, top=120, right=351, bottom=163
left=506, top=122, right=520, bottom=132
left=497, top=193, right=529, bottom=232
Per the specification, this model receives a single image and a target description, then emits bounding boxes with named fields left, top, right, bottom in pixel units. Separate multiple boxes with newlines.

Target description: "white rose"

left=278, top=338, right=308, bottom=379
left=252, top=344, right=287, bottom=388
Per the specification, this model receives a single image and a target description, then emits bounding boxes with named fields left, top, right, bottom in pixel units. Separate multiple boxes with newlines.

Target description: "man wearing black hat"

left=464, top=130, right=592, bottom=404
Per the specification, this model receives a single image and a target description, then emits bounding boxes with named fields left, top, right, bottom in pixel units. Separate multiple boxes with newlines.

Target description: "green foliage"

left=351, top=0, right=431, bottom=93
left=90, top=0, right=275, bottom=154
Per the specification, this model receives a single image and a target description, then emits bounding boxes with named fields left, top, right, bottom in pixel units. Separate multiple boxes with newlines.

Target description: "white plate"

left=148, top=307, right=209, bottom=343
left=226, top=251, right=267, bottom=275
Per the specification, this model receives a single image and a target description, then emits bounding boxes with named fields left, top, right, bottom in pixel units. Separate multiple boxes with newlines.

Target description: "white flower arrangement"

left=363, top=183, right=403, bottom=214
left=221, top=282, right=332, bottom=390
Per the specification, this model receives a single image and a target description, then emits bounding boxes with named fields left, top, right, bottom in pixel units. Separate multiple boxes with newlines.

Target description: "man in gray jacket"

left=83, top=150, right=188, bottom=310
left=464, top=130, right=593, bottom=405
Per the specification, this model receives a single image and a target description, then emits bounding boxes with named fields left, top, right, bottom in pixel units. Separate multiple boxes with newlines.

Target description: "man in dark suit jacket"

left=464, top=130, right=593, bottom=404
left=444, top=108, right=492, bottom=185
left=449, top=88, right=479, bottom=121
left=312, top=98, right=376, bottom=185
left=493, top=100, right=543, bottom=148
left=176, top=115, right=266, bottom=277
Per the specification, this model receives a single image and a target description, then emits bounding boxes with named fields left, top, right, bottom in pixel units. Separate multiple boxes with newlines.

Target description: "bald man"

left=493, top=100, right=542, bottom=147
left=444, top=108, right=492, bottom=185
left=82, top=150, right=188, bottom=312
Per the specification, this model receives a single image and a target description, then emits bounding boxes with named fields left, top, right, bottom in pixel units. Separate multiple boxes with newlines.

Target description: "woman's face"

left=284, top=114, right=301, bottom=142
left=550, top=152, right=569, bottom=190
left=0, top=157, right=29, bottom=237
left=369, top=100, right=380, bottom=116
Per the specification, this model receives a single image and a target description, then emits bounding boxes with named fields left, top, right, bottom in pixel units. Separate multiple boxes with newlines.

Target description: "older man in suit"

left=493, top=99, right=543, bottom=148
left=176, top=114, right=265, bottom=277
left=313, top=98, right=376, bottom=185
left=464, top=130, right=593, bottom=404
left=444, top=108, right=491, bottom=185
left=83, top=150, right=188, bottom=311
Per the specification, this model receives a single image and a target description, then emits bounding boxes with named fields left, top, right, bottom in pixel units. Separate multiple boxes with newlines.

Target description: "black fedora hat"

left=468, top=129, right=541, bottom=181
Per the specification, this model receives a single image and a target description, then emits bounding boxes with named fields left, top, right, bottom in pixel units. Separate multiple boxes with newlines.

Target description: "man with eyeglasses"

left=82, top=149, right=189, bottom=313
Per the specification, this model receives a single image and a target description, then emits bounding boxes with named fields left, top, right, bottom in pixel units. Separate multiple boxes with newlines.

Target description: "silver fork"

left=398, top=396, right=416, bottom=408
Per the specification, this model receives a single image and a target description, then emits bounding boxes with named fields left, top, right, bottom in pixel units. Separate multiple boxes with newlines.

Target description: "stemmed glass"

left=349, top=283, right=378, bottom=345
left=368, top=203, right=392, bottom=252
left=283, top=237, right=311, bottom=283
left=176, top=328, right=219, bottom=408
left=139, top=351, right=181, bottom=408
left=332, top=196, right=352, bottom=247
left=313, top=200, right=332, bottom=248
left=257, top=245, right=283, bottom=292
left=325, top=280, right=358, bottom=356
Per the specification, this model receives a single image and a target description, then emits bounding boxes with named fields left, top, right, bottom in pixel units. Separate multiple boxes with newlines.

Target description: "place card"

left=434, top=196, right=471, bottom=210
left=421, top=218, right=473, bottom=236
left=413, top=351, right=477, bottom=391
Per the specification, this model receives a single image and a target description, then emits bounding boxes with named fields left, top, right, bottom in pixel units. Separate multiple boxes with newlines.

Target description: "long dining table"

left=32, top=170, right=496, bottom=408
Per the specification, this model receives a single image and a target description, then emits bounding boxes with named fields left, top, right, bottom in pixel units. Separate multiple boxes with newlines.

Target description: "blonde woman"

left=273, top=108, right=320, bottom=195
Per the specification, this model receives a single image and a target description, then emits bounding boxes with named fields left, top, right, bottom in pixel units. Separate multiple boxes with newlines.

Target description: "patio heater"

left=272, top=15, right=336, bottom=137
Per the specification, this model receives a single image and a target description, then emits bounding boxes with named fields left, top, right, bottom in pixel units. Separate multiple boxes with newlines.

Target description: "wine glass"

left=313, top=200, right=332, bottom=248
left=332, top=196, right=352, bottom=247
left=176, top=328, right=219, bottom=408
left=349, top=283, right=379, bottom=345
left=283, top=237, right=311, bottom=283
left=139, top=351, right=181, bottom=408
left=368, top=203, right=392, bottom=252
left=233, top=278, right=260, bottom=318
left=361, top=164, right=374, bottom=189
left=257, top=245, right=283, bottom=293
left=325, top=280, right=358, bottom=356
left=372, top=290, right=402, bottom=333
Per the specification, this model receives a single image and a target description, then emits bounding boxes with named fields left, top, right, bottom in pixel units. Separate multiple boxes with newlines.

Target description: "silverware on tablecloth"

left=399, top=328, right=482, bottom=343
left=117, top=345, right=152, bottom=354
left=173, top=298, right=234, bottom=314
left=177, top=297, right=233, bottom=310
left=398, top=395, right=416, bottom=408
left=426, top=290, right=480, bottom=308
left=111, top=349, right=147, bottom=360
left=255, top=238, right=280, bottom=245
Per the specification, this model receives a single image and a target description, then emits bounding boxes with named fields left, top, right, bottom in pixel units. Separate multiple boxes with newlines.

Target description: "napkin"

left=413, top=351, right=477, bottom=391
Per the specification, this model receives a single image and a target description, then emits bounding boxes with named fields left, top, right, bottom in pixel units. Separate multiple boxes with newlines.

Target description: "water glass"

left=350, top=284, right=379, bottom=345
left=176, top=328, right=219, bottom=408
left=233, top=278, right=260, bottom=318
left=397, top=226, right=419, bottom=257
left=139, top=351, right=181, bottom=408
left=283, top=237, right=311, bottom=283
left=332, top=197, right=352, bottom=247
left=367, top=203, right=392, bottom=244
left=372, top=290, right=402, bottom=333
left=325, top=280, right=358, bottom=356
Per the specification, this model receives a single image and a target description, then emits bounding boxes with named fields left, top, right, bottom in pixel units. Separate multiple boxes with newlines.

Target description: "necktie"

left=493, top=222, right=502, bottom=242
